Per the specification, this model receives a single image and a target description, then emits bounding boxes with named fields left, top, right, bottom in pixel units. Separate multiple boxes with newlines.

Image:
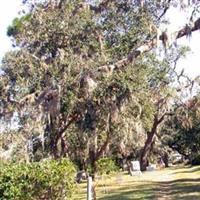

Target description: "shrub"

left=191, top=154, right=200, bottom=165
left=0, top=159, right=76, bottom=200
left=96, top=157, right=118, bottom=175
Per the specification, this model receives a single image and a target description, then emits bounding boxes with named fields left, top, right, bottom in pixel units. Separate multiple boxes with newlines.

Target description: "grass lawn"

left=74, top=165, right=200, bottom=200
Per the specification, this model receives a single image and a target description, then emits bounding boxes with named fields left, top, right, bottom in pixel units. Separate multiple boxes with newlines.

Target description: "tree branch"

left=89, top=0, right=115, bottom=13
left=58, top=113, right=79, bottom=137
left=176, top=18, right=200, bottom=39
left=157, top=0, right=172, bottom=21
left=96, top=134, right=110, bottom=160
left=94, top=17, right=200, bottom=77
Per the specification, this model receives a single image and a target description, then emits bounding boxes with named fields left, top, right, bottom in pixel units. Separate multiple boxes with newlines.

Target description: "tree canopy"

left=0, top=0, right=200, bottom=174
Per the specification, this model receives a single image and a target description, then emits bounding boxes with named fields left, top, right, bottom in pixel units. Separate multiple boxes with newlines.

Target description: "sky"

left=0, top=1, right=199, bottom=78
left=0, top=0, right=22, bottom=59
left=164, top=6, right=200, bottom=79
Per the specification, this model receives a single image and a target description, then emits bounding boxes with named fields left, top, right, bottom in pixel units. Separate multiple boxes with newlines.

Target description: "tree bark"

left=43, top=113, right=59, bottom=159
left=140, top=130, right=155, bottom=171
left=140, top=115, right=164, bottom=171
left=89, top=132, right=111, bottom=180
left=162, top=152, right=169, bottom=167
left=89, top=131, right=98, bottom=180
left=89, top=148, right=98, bottom=180
left=60, top=135, right=68, bottom=157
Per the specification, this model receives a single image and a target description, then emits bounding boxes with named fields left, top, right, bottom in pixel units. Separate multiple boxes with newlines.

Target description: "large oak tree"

left=0, top=0, right=200, bottom=172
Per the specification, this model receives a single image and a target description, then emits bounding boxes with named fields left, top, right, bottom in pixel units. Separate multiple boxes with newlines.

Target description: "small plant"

left=96, top=157, right=118, bottom=175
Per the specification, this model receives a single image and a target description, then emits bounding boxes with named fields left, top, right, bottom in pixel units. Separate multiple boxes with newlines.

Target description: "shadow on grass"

left=172, top=165, right=200, bottom=175
left=98, top=178, right=200, bottom=200
left=154, top=178, right=200, bottom=200
left=98, top=184, right=155, bottom=200
left=75, top=166, right=200, bottom=200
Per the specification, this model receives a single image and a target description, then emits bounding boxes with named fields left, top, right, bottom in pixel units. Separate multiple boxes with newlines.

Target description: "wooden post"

left=87, top=176, right=92, bottom=200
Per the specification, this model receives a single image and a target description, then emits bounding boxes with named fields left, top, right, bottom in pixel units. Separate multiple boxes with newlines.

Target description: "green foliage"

left=7, top=14, right=31, bottom=37
left=162, top=95, right=200, bottom=164
left=0, top=159, right=76, bottom=200
left=1, top=0, right=195, bottom=172
left=191, top=154, right=200, bottom=165
left=96, top=157, right=118, bottom=175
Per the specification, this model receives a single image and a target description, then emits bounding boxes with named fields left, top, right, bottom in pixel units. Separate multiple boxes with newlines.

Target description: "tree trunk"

left=48, top=114, right=59, bottom=159
left=89, top=131, right=111, bottom=180
left=89, top=131, right=98, bottom=180
left=60, top=136, right=68, bottom=157
left=50, top=132, right=60, bottom=159
left=162, top=152, right=169, bottom=167
left=140, top=115, right=160, bottom=171
left=140, top=114, right=167, bottom=171
left=89, top=113, right=112, bottom=180
left=140, top=130, right=155, bottom=171
left=89, top=147, right=98, bottom=181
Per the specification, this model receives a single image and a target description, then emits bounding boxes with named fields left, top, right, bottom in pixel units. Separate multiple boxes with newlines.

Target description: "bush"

left=0, top=159, right=76, bottom=200
left=96, top=157, right=118, bottom=175
left=191, top=154, right=200, bottom=165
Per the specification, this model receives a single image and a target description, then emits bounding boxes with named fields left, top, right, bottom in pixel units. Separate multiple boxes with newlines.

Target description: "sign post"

left=87, top=176, right=92, bottom=200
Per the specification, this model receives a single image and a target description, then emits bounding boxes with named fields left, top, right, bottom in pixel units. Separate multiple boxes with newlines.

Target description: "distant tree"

left=162, top=95, right=200, bottom=165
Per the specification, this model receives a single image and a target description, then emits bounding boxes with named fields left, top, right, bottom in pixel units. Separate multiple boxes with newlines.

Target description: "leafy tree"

left=162, top=95, right=200, bottom=165
left=0, top=0, right=200, bottom=175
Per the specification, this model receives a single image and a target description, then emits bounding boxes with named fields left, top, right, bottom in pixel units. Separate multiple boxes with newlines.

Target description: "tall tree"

left=0, top=0, right=200, bottom=172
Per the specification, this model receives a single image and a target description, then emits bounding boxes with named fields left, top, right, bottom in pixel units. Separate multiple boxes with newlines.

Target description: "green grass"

left=74, top=165, right=200, bottom=200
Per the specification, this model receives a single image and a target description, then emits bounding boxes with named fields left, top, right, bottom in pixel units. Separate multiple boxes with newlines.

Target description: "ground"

left=74, top=165, right=200, bottom=200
